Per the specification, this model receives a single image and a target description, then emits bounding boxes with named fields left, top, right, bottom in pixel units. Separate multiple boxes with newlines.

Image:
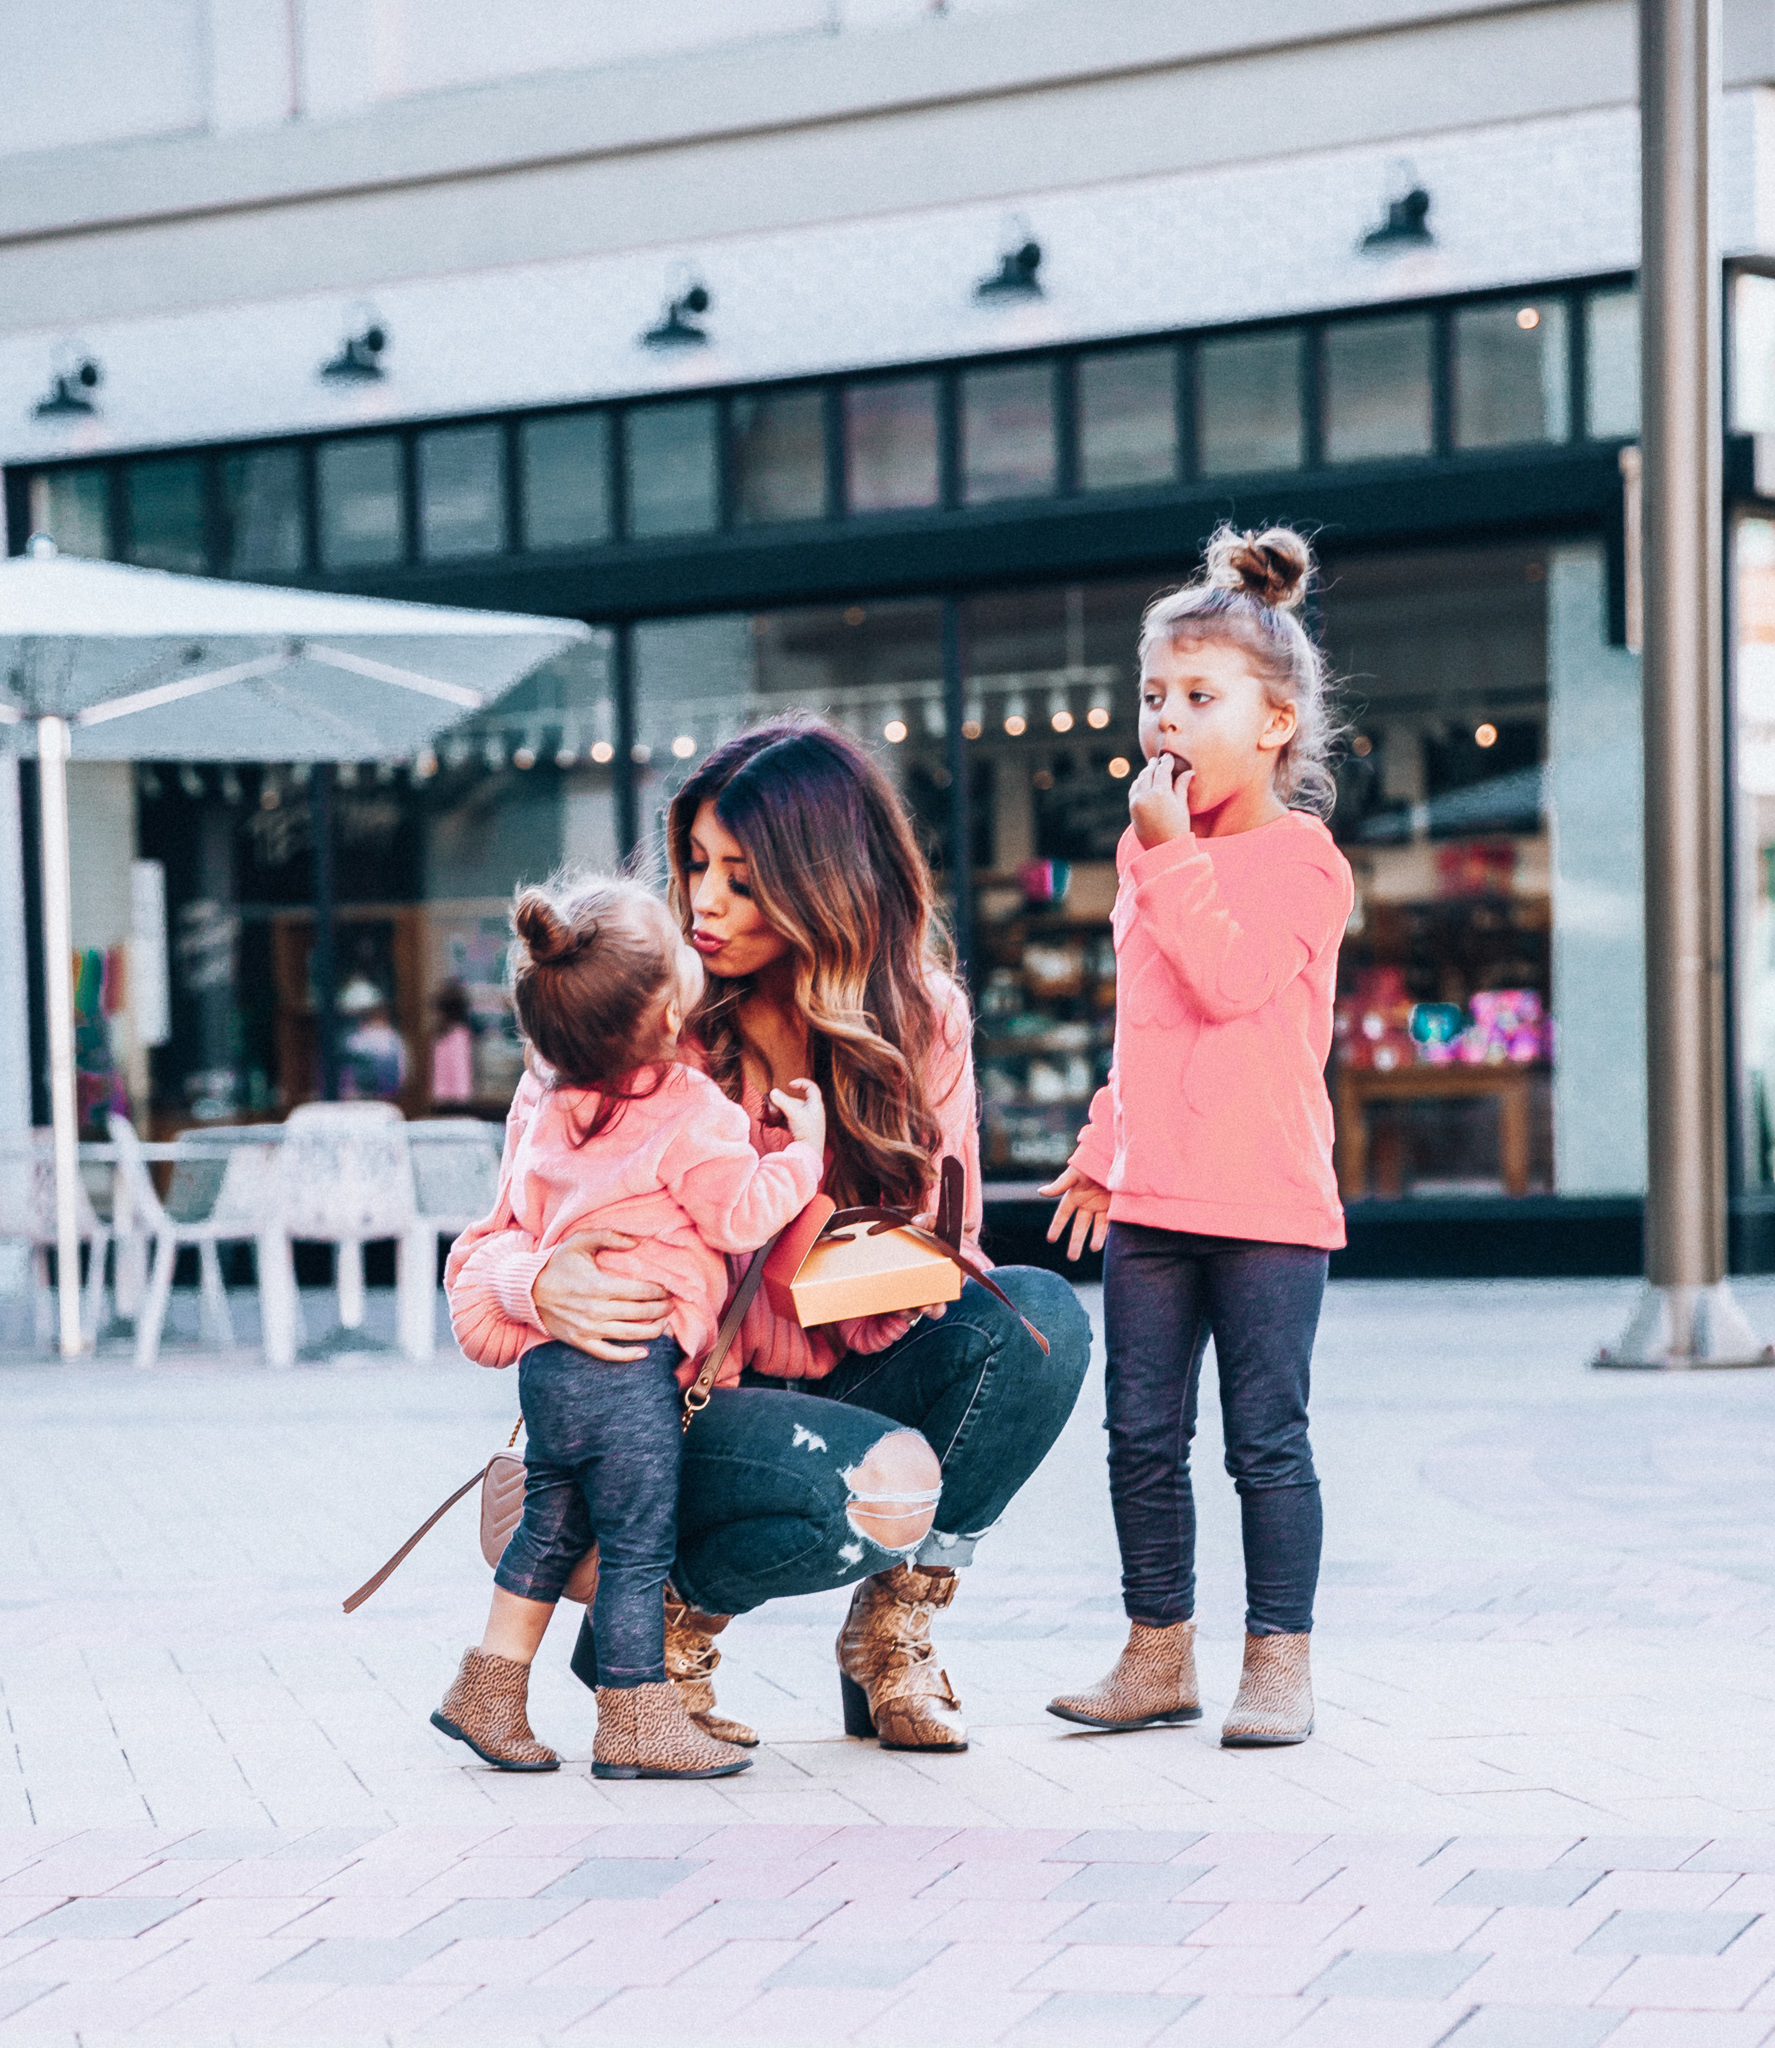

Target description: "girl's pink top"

left=446, top=972, right=985, bottom=1382
left=1070, top=815, right=1353, bottom=1250
left=443, top=1060, right=822, bottom=1381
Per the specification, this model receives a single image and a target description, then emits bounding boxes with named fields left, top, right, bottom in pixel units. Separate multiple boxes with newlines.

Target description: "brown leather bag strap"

left=681, top=1239, right=773, bottom=1432
left=343, top=1466, right=488, bottom=1615
left=821, top=1202, right=1051, bottom=1356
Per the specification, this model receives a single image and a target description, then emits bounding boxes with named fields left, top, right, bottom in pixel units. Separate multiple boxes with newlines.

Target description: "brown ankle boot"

left=1221, top=1632, right=1314, bottom=1747
left=836, top=1562, right=967, bottom=1751
left=665, top=1587, right=758, bottom=1747
left=591, top=1681, right=753, bottom=1780
left=431, top=1648, right=559, bottom=1772
left=1047, top=1621, right=1201, bottom=1731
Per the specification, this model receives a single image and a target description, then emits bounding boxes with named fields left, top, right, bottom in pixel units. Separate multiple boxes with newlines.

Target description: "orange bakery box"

left=762, top=1195, right=963, bottom=1328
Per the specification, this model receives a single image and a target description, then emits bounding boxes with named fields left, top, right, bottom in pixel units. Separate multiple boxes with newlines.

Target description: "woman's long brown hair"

left=666, top=717, right=959, bottom=1212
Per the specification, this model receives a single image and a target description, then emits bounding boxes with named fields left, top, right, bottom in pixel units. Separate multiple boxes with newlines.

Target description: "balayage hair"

left=666, top=717, right=956, bottom=1213
left=1140, top=524, right=1339, bottom=817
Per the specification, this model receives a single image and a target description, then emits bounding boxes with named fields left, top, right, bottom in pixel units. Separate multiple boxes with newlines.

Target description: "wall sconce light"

left=1048, top=690, right=1074, bottom=733
left=590, top=740, right=616, bottom=764
left=642, top=282, right=711, bottom=350
left=34, top=357, right=102, bottom=419
left=1360, top=181, right=1432, bottom=254
left=482, top=736, right=507, bottom=771
left=923, top=694, right=947, bottom=739
left=320, top=315, right=389, bottom=382
left=413, top=748, right=438, bottom=779
left=555, top=730, right=580, bottom=769
left=443, top=739, right=472, bottom=771
left=975, top=229, right=1043, bottom=302
left=962, top=697, right=984, bottom=741
left=1003, top=692, right=1029, bottom=737
left=1087, top=686, right=1113, bottom=730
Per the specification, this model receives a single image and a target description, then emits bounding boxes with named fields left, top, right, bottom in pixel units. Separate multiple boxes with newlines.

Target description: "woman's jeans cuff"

left=915, top=1529, right=979, bottom=1569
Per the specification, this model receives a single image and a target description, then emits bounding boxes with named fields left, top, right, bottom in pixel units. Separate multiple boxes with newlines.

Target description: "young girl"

left=431, top=875, right=827, bottom=1780
left=1043, top=525, right=1352, bottom=1749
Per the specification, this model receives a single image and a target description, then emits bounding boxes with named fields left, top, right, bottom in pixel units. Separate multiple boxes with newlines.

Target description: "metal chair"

left=108, top=1115, right=281, bottom=1369
left=403, top=1119, right=501, bottom=1358
left=263, top=1102, right=427, bottom=1367
left=0, top=1131, right=111, bottom=1349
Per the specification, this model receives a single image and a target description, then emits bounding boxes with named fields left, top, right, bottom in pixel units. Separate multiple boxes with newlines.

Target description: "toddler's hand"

left=1038, top=1163, right=1112, bottom=1261
left=772, top=1078, right=827, bottom=1155
left=1129, top=752, right=1193, bottom=849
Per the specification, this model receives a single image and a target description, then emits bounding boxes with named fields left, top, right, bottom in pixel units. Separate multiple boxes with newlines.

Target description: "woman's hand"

left=771, top=1077, right=827, bottom=1155
left=1039, top=1164, right=1112, bottom=1261
left=1129, top=753, right=1193, bottom=850
left=531, top=1230, right=673, bottom=1361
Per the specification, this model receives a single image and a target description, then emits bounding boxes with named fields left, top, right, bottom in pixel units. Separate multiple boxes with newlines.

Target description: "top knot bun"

left=513, top=887, right=586, bottom=967
left=1203, top=524, right=1312, bottom=612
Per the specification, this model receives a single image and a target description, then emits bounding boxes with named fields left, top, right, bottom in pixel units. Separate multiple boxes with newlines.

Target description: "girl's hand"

left=906, top=1209, right=948, bottom=1319
left=772, top=1077, right=827, bottom=1155
left=532, top=1230, right=673, bottom=1360
left=1038, top=1164, right=1112, bottom=1261
left=1129, top=752, right=1193, bottom=849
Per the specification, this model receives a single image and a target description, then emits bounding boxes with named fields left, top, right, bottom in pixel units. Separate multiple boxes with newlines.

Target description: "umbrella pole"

left=36, top=716, right=84, bottom=1358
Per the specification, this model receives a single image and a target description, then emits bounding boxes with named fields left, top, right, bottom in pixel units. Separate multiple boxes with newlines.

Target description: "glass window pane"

left=1454, top=300, right=1570, bottom=449
left=1197, top=331, right=1303, bottom=475
left=844, top=378, right=940, bottom=512
left=625, top=400, right=718, bottom=538
left=26, top=467, right=110, bottom=558
left=419, top=423, right=505, bottom=560
left=1078, top=347, right=1177, bottom=491
left=520, top=412, right=611, bottom=549
left=125, top=456, right=207, bottom=573
left=1736, top=274, right=1775, bottom=434
left=732, top=389, right=826, bottom=525
left=962, top=362, right=1055, bottom=503
left=221, top=449, right=305, bottom=578
left=317, top=436, right=405, bottom=569
left=1737, top=518, right=1775, bottom=1184
left=1323, top=315, right=1434, bottom=462
left=1586, top=289, right=1640, bottom=439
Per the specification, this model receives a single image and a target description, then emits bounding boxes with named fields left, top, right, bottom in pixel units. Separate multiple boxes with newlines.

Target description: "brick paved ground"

left=3, top=1275, right=1775, bottom=2043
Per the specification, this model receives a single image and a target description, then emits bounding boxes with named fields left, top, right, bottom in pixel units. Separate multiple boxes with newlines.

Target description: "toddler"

left=1044, top=526, right=1352, bottom=1748
left=431, top=875, right=826, bottom=1780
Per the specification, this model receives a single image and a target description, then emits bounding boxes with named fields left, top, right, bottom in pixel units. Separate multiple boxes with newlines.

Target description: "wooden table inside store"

left=1334, top=1061, right=1537, bottom=1200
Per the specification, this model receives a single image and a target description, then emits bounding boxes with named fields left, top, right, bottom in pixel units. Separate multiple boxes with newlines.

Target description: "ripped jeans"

left=668, top=1267, right=1090, bottom=1616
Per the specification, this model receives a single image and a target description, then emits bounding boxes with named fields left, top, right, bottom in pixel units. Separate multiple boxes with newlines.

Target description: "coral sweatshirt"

left=446, top=973, right=985, bottom=1382
left=1070, top=814, right=1353, bottom=1250
left=441, top=1060, right=822, bottom=1383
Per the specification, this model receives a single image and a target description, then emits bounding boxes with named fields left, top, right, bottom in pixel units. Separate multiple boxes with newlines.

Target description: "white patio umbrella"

left=0, top=536, right=590, bottom=1357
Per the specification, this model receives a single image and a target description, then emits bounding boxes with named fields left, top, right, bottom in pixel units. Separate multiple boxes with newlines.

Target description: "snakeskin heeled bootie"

left=570, top=1588, right=759, bottom=1746
left=1220, top=1632, right=1314, bottom=1747
left=1046, top=1621, right=1201, bottom=1730
left=431, top=1648, right=559, bottom=1771
left=591, top=1681, right=753, bottom=1780
left=836, top=1562, right=968, bottom=1751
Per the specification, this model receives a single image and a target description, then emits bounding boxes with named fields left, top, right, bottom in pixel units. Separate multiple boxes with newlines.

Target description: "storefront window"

left=1586, top=288, right=1640, bottom=438
left=1736, top=518, right=1775, bottom=1183
left=1196, top=330, right=1303, bottom=475
left=27, top=466, right=110, bottom=558
left=1454, top=300, right=1570, bottom=449
left=625, top=399, right=719, bottom=537
left=1323, top=314, right=1434, bottom=462
left=419, top=423, right=506, bottom=560
left=222, top=449, right=305, bottom=578
left=1735, top=274, right=1775, bottom=433
left=961, top=362, right=1056, bottom=504
left=520, top=412, right=612, bottom=549
left=1077, top=346, right=1177, bottom=491
left=732, top=388, right=826, bottom=524
left=317, top=436, right=405, bottom=569
left=843, top=377, right=940, bottom=512
left=124, top=456, right=207, bottom=573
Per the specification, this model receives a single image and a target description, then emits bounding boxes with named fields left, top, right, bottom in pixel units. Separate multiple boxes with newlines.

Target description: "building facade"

left=10, top=0, right=1775, bottom=1272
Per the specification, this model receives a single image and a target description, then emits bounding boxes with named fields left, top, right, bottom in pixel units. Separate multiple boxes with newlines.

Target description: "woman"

left=448, top=719, right=1090, bottom=1752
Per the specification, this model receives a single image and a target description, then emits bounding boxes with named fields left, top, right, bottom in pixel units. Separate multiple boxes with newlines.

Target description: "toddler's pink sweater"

left=447, top=974, right=985, bottom=1381
left=443, top=1060, right=822, bottom=1380
left=1070, top=814, right=1353, bottom=1250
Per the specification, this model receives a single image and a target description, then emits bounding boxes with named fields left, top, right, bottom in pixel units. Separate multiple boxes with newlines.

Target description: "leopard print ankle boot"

left=1047, top=1621, right=1201, bottom=1730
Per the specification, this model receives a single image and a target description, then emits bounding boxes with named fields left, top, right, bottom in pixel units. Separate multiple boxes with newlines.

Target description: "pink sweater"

left=443, top=1061, right=822, bottom=1380
left=1070, top=815, right=1353, bottom=1250
left=447, top=973, right=986, bottom=1382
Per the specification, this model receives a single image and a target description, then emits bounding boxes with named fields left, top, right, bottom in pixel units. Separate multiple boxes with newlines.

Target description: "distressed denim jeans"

left=669, top=1266, right=1090, bottom=1617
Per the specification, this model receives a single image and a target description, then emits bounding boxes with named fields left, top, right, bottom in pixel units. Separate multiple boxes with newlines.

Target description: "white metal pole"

left=37, top=715, right=84, bottom=1358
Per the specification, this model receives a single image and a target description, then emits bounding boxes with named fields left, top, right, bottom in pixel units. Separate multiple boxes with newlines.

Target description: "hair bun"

left=1203, top=524, right=1312, bottom=611
left=513, top=888, right=584, bottom=966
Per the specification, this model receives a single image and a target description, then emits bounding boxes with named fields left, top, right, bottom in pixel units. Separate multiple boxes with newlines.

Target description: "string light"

left=1108, top=756, right=1132, bottom=779
left=512, top=743, right=537, bottom=769
left=1003, top=692, right=1028, bottom=738
left=672, top=735, right=697, bottom=760
left=1048, top=689, right=1073, bottom=734
left=1515, top=306, right=1540, bottom=330
left=591, top=740, right=615, bottom=764
left=1475, top=722, right=1498, bottom=748
left=1087, top=686, right=1113, bottom=729
left=883, top=719, right=908, bottom=744
left=413, top=747, right=438, bottom=779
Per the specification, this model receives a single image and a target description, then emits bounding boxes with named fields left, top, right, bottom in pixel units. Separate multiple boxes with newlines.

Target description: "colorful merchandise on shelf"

left=1461, top=988, right=1545, bottom=1065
